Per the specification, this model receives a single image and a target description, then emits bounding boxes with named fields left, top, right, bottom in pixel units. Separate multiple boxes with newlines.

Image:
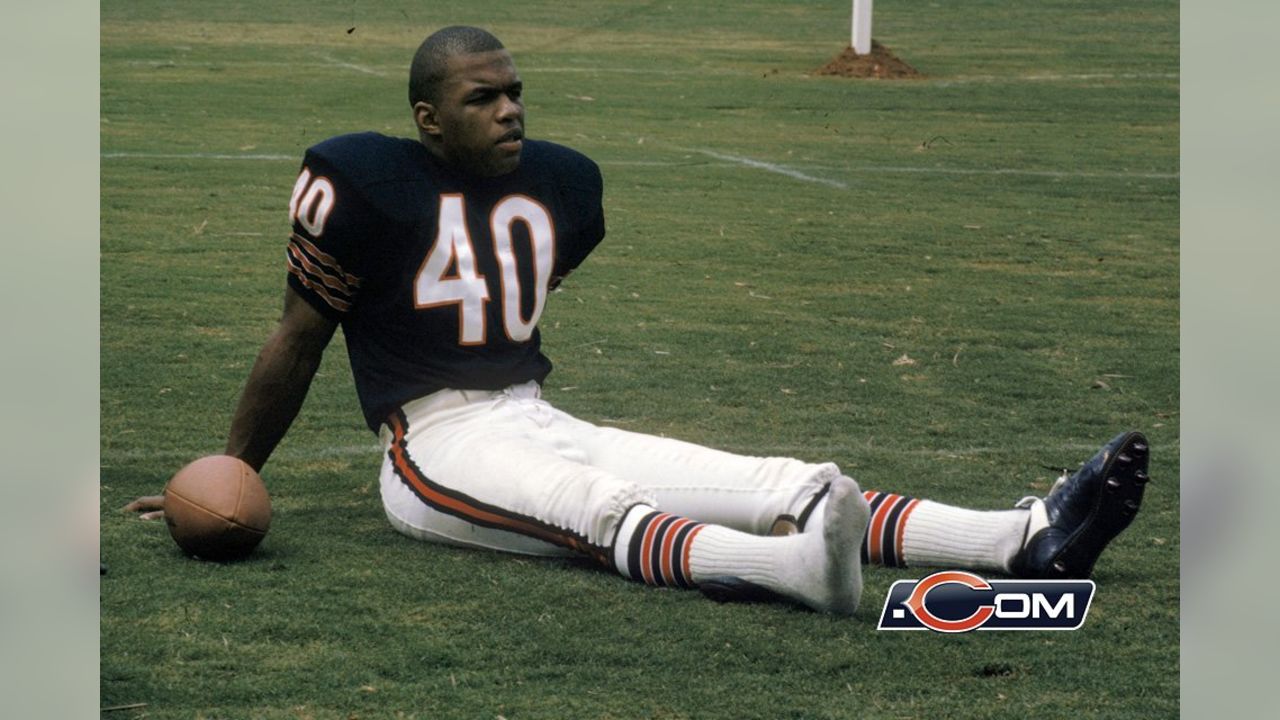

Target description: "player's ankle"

left=612, top=505, right=705, bottom=588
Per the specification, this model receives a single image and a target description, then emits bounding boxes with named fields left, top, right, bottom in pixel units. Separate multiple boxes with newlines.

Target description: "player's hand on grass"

left=124, top=495, right=165, bottom=521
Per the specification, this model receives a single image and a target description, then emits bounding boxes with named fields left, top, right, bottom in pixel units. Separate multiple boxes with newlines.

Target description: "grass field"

left=100, top=1, right=1179, bottom=717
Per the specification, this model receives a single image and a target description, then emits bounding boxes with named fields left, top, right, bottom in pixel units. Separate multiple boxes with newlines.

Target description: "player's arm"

left=124, top=285, right=337, bottom=518
left=225, top=284, right=338, bottom=471
left=553, top=153, right=606, bottom=281
left=127, top=150, right=362, bottom=519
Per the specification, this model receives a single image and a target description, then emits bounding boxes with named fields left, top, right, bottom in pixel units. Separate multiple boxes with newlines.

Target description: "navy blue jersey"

left=285, top=132, right=605, bottom=431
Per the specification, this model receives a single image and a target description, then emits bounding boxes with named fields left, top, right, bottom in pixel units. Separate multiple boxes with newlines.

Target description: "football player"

left=127, top=26, right=1149, bottom=615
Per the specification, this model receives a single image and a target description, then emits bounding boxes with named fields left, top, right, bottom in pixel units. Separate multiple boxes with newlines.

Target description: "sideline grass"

left=102, top=1, right=1179, bottom=717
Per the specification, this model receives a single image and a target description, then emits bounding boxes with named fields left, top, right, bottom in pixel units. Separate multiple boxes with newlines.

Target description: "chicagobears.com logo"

left=877, top=571, right=1096, bottom=632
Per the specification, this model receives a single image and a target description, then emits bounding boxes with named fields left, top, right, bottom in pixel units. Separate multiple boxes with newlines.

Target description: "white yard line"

left=314, top=53, right=389, bottom=77
left=693, top=149, right=849, bottom=189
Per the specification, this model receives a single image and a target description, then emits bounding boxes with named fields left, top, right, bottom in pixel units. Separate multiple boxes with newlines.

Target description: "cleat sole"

left=1049, top=431, right=1149, bottom=577
left=699, top=576, right=790, bottom=605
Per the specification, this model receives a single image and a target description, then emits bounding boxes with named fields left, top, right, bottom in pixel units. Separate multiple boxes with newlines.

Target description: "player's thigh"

left=557, top=413, right=838, bottom=533
left=379, top=456, right=574, bottom=557
left=383, top=404, right=652, bottom=552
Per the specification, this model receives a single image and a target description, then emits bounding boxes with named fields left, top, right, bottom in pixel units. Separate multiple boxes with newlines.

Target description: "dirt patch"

left=813, top=41, right=922, bottom=79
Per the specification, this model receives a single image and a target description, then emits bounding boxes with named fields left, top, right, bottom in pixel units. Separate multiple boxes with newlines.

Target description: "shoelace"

left=1014, top=468, right=1072, bottom=509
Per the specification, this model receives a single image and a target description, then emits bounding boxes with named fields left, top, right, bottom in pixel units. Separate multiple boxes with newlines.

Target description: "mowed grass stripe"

left=100, top=438, right=1180, bottom=465
left=114, top=56, right=1181, bottom=84
left=101, top=150, right=1178, bottom=182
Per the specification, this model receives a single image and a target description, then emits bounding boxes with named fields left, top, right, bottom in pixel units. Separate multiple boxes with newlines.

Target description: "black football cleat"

left=699, top=576, right=792, bottom=606
left=1011, top=431, right=1150, bottom=579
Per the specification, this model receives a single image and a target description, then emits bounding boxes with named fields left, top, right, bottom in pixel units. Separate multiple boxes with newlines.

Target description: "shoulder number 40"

left=414, top=194, right=556, bottom=346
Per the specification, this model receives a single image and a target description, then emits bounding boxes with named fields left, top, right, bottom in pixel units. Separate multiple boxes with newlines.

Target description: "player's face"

left=422, top=50, right=525, bottom=177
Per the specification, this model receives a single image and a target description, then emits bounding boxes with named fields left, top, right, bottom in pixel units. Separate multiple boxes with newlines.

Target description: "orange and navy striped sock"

left=612, top=506, right=707, bottom=588
left=859, top=491, right=921, bottom=568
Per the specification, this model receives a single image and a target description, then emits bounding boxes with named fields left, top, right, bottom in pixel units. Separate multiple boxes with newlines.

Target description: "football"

left=163, top=455, right=272, bottom=561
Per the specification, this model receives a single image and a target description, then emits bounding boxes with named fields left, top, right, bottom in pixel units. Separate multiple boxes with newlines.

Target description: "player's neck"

left=417, top=136, right=454, bottom=169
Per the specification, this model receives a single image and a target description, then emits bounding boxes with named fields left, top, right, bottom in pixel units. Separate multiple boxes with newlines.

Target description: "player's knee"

left=552, top=470, right=653, bottom=547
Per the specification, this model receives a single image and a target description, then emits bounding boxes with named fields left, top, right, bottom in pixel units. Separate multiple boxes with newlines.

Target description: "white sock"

left=900, top=500, right=1031, bottom=573
left=612, top=477, right=870, bottom=615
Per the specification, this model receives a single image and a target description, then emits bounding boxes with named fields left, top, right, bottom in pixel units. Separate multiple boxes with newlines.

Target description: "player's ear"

left=413, top=101, right=442, bottom=138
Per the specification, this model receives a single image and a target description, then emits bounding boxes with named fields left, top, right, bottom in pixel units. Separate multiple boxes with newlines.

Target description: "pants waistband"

left=384, top=381, right=542, bottom=439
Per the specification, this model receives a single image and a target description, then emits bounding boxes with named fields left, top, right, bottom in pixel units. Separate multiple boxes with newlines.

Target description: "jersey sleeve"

left=554, top=157, right=606, bottom=276
left=284, top=150, right=373, bottom=320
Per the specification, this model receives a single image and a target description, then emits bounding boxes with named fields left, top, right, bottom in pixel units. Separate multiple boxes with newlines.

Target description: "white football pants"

left=378, top=381, right=840, bottom=561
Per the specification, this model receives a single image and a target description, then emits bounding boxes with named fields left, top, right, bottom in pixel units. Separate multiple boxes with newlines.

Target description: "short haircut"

left=408, top=26, right=505, bottom=106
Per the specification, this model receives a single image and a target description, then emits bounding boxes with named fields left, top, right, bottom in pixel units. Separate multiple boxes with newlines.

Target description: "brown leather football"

left=163, top=455, right=272, bottom=561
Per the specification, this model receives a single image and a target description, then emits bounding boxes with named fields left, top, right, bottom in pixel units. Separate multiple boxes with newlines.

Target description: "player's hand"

left=124, top=495, right=165, bottom=521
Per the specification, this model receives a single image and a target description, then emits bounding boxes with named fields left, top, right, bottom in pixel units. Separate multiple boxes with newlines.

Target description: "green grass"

left=101, top=1, right=1179, bottom=717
